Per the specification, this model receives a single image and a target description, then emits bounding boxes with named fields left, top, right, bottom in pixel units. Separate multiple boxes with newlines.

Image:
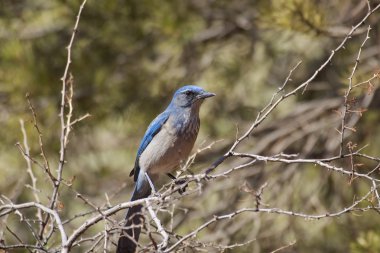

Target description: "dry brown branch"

left=26, top=94, right=52, bottom=178
left=163, top=186, right=377, bottom=252
left=39, top=0, right=88, bottom=243
left=0, top=202, right=67, bottom=247
left=19, top=119, right=43, bottom=232
left=339, top=25, right=372, bottom=156
left=205, top=2, right=380, bottom=175
left=270, top=240, right=296, bottom=253
left=145, top=199, right=169, bottom=250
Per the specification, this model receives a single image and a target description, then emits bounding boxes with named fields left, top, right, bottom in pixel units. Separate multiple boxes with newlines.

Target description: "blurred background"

left=1, top=0, right=380, bottom=252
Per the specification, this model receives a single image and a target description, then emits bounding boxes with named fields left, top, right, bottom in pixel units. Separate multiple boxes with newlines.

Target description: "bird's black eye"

left=184, top=90, right=193, bottom=96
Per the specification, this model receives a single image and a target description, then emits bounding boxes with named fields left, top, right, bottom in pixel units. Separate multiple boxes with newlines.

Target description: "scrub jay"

left=116, top=85, right=215, bottom=253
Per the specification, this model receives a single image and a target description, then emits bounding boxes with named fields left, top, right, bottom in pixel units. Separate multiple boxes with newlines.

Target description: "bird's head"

left=170, top=85, right=215, bottom=109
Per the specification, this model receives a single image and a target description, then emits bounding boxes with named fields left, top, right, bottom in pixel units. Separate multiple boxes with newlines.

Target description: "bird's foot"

left=152, top=191, right=162, bottom=198
left=166, top=173, right=189, bottom=194
left=204, top=168, right=215, bottom=181
left=175, top=178, right=188, bottom=195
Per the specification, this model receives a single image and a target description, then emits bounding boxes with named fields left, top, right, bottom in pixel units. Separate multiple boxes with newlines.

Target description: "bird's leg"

left=166, top=173, right=188, bottom=194
left=166, top=173, right=176, bottom=180
left=144, top=172, right=157, bottom=195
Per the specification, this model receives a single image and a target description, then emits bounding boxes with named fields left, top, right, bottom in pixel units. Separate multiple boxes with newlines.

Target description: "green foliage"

left=259, top=0, right=326, bottom=34
left=351, top=231, right=380, bottom=253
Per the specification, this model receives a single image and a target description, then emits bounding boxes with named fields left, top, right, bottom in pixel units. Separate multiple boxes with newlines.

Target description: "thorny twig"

left=39, top=0, right=88, bottom=245
left=339, top=25, right=372, bottom=156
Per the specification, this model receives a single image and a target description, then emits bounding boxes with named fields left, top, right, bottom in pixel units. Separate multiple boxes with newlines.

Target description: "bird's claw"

left=152, top=191, right=162, bottom=198
left=174, top=179, right=188, bottom=195
left=204, top=173, right=212, bottom=181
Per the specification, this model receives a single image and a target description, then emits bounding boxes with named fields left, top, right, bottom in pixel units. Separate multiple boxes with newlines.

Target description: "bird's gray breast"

left=138, top=113, right=199, bottom=175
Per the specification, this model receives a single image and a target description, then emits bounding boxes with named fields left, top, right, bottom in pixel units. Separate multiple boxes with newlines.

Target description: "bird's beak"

left=197, top=91, right=216, bottom=100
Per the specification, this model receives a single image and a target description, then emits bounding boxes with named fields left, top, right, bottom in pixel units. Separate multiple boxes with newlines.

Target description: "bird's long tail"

left=116, top=176, right=151, bottom=253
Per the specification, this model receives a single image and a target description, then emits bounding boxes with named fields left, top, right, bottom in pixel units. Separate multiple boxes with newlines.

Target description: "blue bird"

left=117, top=85, right=215, bottom=253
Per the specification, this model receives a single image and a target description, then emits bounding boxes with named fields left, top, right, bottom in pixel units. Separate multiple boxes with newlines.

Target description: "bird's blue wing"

left=130, top=110, right=170, bottom=181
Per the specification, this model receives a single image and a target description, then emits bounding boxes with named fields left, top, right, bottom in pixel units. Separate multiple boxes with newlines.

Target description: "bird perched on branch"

left=116, top=85, right=215, bottom=253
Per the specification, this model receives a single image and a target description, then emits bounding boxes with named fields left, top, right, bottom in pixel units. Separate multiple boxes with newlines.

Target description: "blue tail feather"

left=116, top=175, right=151, bottom=253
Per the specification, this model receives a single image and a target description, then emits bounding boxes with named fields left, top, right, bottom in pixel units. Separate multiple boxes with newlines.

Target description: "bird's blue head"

left=170, top=85, right=215, bottom=108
